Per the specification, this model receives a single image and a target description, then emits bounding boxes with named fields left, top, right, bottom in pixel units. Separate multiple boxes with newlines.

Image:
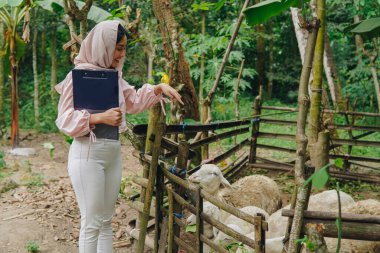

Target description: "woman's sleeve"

left=55, top=76, right=92, bottom=137
left=121, top=80, right=163, bottom=114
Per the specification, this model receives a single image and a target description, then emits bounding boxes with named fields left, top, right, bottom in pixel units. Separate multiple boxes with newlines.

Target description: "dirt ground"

left=0, top=131, right=379, bottom=253
left=0, top=132, right=141, bottom=253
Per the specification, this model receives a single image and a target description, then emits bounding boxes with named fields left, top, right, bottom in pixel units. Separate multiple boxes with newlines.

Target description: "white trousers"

left=68, top=137, right=122, bottom=253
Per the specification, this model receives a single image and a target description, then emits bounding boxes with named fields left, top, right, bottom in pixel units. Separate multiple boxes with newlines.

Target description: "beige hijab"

left=74, top=20, right=125, bottom=71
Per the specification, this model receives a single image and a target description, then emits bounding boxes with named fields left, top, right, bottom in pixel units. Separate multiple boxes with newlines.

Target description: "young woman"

left=55, top=20, right=182, bottom=253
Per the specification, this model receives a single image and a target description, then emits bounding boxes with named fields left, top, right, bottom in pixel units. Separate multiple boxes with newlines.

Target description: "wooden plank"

left=282, top=209, right=380, bottom=224
left=188, top=138, right=250, bottom=174
left=247, top=163, right=380, bottom=184
left=190, top=127, right=250, bottom=149
left=126, top=200, right=156, bottom=217
left=158, top=218, right=168, bottom=253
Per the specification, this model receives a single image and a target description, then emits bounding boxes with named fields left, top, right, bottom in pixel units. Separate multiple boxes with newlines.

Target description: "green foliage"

left=0, top=151, right=6, bottom=169
left=185, top=224, right=196, bottom=232
left=0, top=0, right=23, bottom=7
left=26, top=173, right=44, bottom=187
left=346, top=17, right=380, bottom=40
left=25, top=241, right=39, bottom=253
left=304, top=164, right=331, bottom=190
left=42, top=142, right=55, bottom=158
left=295, top=235, right=314, bottom=250
left=334, top=158, right=344, bottom=169
left=244, top=0, right=301, bottom=26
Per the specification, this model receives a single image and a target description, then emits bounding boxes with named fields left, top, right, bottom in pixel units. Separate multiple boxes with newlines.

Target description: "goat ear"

left=220, top=174, right=232, bottom=188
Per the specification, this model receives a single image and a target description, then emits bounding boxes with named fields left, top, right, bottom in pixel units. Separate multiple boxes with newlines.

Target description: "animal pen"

left=124, top=98, right=380, bottom=253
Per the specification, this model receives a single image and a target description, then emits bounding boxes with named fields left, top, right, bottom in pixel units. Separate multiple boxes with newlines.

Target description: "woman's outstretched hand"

left=154, top=83, right=184, bottom=105
left=90, top=107, right=122, bottom=126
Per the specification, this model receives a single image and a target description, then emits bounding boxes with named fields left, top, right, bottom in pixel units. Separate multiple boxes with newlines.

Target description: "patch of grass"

left=0, top=151, right=6, bottom=169
left=328, top=178, right=379, bottom=199
left=25, top=241, right=39, bottom=253
left=26, top=173, right=45, bottom=188
left=0, top=172, right=11, bottom=180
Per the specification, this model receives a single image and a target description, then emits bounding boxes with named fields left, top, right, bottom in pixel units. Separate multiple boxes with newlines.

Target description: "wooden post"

left=167, top=188, right=174, bottom=253
left=172, top=141, right=189, bottom=252
left=154, top=163, right=165, bottom=252
left=288, top=19, right=320, bottom=253
left=138, top=104, right=162, bottom=221
left=249, top=96, right=261, bottom=163
left=195, top=186, right=203, bottom=252
left=158, top=218, right=168, bottom=253
left=305, top=224, right=328, bottom=253
left=137, top=119, right=165, bottom=253
left=254, top=213, right=266, bottom=253
left=310, top=130, right=330, bottom=170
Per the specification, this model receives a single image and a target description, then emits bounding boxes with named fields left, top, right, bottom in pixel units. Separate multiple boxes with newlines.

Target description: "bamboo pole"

left=305, top=224, right=328, bottom=253
left=288, top=19, right=320, bottom=253
left=188, top=138, right=250, bottom=174
left=166, top=186, right=257, bottom=248
left=282, top=209, right=380, bottom=224
left=195, top=186, right=203, bottom=252
left=249, top=96, right=262, bottom=163
left=248, top=163, right=380, bottom=183
left=200, top=235, right=229, bottom=253
left=310, top=130, right=330, bottom=171
left=167, top=188, right=174, bottom=253
left=154, top=164, right=165, bottom=252
left=137, top=118, right=165, bottom=253
left=172, top=141, right=189, bottom=253
left=190, top=127, right=250, bottom=149
left=174, top=236, right=197, bottom=253
left=261, top=105, right=380, bottom=117
left=158, top=218, right=168, bottom=253
left=234, top=59, right=245, bottom=145
left=138, top=104, right=162, bottom=222
left=254, top=213, right=265, bottom=253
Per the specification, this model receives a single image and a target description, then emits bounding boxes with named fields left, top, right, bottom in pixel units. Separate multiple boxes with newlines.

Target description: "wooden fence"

left=127, top=100, right=380, bottom=252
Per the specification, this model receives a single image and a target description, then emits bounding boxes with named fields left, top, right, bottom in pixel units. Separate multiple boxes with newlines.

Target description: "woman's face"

left=111, top=35, right=127, bottom=69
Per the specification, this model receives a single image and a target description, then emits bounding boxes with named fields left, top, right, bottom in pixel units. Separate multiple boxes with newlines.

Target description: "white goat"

left=220, top=175, right=282, bottom=215
left=186, top=201, right=220, bottom=239
left=214, top=206, right=270, bottom=249
left=267, top=190, right=355, bottom=239
left=325, top=199, right=380, bottom=253
left=188, top=164, right=232, bottom=196
left=235, top=234, right=285, bottom=253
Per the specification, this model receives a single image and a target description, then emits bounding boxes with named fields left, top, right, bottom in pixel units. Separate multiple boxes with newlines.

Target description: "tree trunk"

left=40, top=28, right=46, bottom=90
left=370, top=62, right=380, bottom=112
left=291, top=7, right=339, bottom=108
left=310, top=130, right=330, bottom=173
left=308, top=0, right=326, bottom=146
left=152, top=0, right=199, bottom=122
left=50, top=26, right=57, bottom=107
left=324, top=33, right=344, bottom=110
left=353, top=8, right=364, bottom=64
left=0, top=20, right=5, bottom=132
left=256, top=14, right=265, bottom=98
left=32, top=9, right=40, bottom=128
left=10, top=34, right=19, bottom=148
left=305, top=224, right=328, bottom=253
left=200, top=11, right=208, bottom=160
left=267, top=21, right=274, bottom=99
left=287, top=20, right=319, bottom=253
left=147, top=54, right=153, bottom=82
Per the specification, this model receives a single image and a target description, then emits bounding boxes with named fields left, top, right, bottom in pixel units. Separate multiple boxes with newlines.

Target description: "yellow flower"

left=161, top=73, right=170, bottom=84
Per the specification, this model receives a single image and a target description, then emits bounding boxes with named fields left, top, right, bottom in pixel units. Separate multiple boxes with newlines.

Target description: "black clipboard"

left=72, top=69, right=119, bottom=140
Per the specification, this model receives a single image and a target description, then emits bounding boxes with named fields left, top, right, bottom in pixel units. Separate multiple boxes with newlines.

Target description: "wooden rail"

left=282, top=209, right=380, bottom=241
